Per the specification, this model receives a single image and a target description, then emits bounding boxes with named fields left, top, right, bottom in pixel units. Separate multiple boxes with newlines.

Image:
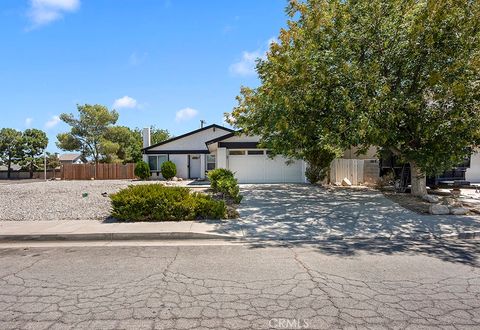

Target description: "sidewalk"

left=0, top=218, right=479, bottom=243
left=0, top=220, right=243, bottom=242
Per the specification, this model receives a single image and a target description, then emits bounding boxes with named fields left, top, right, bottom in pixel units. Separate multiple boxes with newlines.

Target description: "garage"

left=227, top=149, right=305, bottom=183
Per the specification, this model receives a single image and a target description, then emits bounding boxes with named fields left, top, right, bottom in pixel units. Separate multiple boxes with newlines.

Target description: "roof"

left=0, top=164, right=22, bottom=171
left=59, top=153, right=82, bottom=161
left=142, top=124, right=235, bottom=151
left=205, top=131, right=239, bottom=145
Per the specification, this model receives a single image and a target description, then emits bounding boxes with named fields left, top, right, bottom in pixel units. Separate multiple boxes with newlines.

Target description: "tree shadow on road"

left=245, top=238, right=480, bottom=267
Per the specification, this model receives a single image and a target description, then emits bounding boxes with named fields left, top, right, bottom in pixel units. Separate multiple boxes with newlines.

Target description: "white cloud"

left=25, top=117, right=33, bottom=127
left=229, top=38, right=275, bottom=77
left=129, top=52, right=148, bottom=66
left=44, top=115, right=61, bottom=129
left=28, top=0, right=80, bottom=28
left=175, top=107, right=198, bottom=122
left=113, top=96, right=138, bottom=109
left=229, top=51, right=262, bottom=77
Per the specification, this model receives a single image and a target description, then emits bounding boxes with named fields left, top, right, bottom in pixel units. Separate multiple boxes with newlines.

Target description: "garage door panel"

left=229, top=153, right=304, bottom=183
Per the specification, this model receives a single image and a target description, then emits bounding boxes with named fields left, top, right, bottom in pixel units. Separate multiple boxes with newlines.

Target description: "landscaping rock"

left=443, top=197, right=457, bottom=205
left=449, top=207, right=468, bottom=215
left=429, top=204, right=450, bottom=215
left=422, top=194, right=440, bottom=203
left=172, top=177, right=179, bottom=181
left=341, top=178, right=352, bottom=186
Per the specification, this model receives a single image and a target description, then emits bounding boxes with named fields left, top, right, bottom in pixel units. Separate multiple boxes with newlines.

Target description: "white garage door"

left=228, top=150, right=304, bottom=183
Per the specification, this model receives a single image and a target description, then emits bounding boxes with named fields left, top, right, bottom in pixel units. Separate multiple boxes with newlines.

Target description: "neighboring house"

left=59, top=154, right=83, bottom=165
left=142, top=124, right=307, bottom=183
left=0, top=164, right=22, bottom=172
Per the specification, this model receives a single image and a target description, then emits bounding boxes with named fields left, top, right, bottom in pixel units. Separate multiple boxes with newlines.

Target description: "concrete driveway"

left=217, top=184, right=480, bottom=241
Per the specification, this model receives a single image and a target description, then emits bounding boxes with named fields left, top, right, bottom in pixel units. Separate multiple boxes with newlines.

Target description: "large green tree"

left=102, top=126, right=142, bottom=164
left=57, top=104, right=119, bottom=164
left=149, top=126, right=171, bottom=145
left=21, top=129, right=49, bottom=179
left=229, top=0, right=480, bottom=196
left=0, top=128, right=24, bottom=179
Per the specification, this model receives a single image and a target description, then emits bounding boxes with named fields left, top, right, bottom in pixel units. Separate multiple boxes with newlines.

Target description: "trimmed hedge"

left=134, top=161, right=150, bottom=180
left=207, top=168, right=242, bottom=203
left=110, top=184, right=226, bottom=221
left=161, top=161, right=177, bottom=180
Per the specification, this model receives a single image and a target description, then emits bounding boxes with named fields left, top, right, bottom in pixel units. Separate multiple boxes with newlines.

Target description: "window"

left=229, top=150, right=245, bottom=156
left=247, top=150, right=264, bottom=155
left=207, top=154, right=216, bottom=171
left=148, top=155, right=168, bottom=171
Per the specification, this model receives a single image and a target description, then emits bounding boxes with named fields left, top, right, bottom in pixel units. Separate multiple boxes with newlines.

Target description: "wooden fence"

left=330, top=159, right=380, bottom=185
left=61, top=163, right=136, bottom=180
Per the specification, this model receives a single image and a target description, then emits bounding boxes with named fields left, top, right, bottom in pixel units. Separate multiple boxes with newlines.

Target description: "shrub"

left=207, top=168, right=234, bottom=190
left=134, top=161, right=150, bottom=180
left=305, top=163, right=328, bottom=184
left=110, top=184, right=226, bottom=221
left=208, top=168, right=242, bottom=204
left=161, top=161, right=177, bottom=180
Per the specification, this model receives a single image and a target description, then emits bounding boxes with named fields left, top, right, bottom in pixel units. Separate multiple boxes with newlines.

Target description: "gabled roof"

left=0, top=164, right=22, bottom=171
left=59, top=153, right=82, bottom=161
left=142, top=124, right=234, bottom=151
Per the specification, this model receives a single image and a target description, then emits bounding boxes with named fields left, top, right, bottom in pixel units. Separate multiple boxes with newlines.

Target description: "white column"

left=200, top=154, right=206, bottom=179
left=217, top=148, right=227, bottom=168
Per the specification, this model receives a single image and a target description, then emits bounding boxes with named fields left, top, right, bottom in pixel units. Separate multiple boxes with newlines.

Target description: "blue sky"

left=0, top=0, right=288, bottom=152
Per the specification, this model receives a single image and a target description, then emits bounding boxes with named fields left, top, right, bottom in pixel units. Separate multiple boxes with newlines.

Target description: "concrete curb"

left=0, top=232, right=240, bottom=242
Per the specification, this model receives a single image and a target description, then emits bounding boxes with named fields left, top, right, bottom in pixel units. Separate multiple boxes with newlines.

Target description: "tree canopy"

left=57, top=104, right=119, bottom=164
left=0, top=128, right=24, bottom=178
left=228, top=0, right=480, bottom=195
left=21, top=129, right=48, bottom=178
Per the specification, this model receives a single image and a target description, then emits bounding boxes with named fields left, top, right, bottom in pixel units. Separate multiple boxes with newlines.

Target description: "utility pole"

left=44, top=151, right=47, bottom=181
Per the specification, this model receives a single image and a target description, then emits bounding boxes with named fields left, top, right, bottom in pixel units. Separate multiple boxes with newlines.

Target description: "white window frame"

left=148, top=155, right=168, bottom=172
left=206, top=154, right=216, bottom=171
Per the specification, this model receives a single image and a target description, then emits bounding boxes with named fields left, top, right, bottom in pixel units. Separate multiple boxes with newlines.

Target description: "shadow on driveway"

left=207, top=184, right=480, bottom=265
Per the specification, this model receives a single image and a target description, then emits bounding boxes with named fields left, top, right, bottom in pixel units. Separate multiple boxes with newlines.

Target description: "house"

left=59, top=153, right=83, bottom=165
left=141, top=124, right=307, bottom=183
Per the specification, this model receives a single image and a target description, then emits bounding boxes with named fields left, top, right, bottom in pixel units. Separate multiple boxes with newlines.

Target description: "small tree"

left=21, top=129, right=49, bottom=179
left=0, top=128, right=24, bottom=179
left=161, top=161, right=176, bottom=180
left=46, top=152, right=61, bottom=179
left=134, top=161, right=150, bottom=180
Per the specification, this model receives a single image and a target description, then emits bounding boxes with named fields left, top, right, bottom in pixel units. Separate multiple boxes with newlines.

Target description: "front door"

left=189, top=155, right=201, bottom=179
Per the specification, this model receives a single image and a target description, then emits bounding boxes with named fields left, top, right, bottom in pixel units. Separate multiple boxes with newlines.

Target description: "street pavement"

left=0, top=239, right=479, bottom=329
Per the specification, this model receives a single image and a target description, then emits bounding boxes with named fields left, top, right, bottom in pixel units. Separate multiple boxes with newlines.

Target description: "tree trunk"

left=7, top=157, right=11, bottom=179
left=410, top=161, right=427, bottom=196
left=29, top=162, right=34, bottom=179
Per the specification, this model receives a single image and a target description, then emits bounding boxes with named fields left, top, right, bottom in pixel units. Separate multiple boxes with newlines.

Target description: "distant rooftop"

left=0, top=164, right=22, bottom=171
left=59, top=153, right=82, bottom=162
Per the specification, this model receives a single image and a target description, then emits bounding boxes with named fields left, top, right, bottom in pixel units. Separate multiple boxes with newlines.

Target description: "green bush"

left=134, top=161, right=150, bottom=180
left=161, top=161, right=177, bottom=180
left=207, top=168, right=234, bottom=190
left=110, top=184, right=226, bottom=221
left=208, top=168, right=242, bottom=203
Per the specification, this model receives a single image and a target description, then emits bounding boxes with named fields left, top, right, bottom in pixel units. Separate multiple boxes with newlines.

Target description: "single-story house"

left=59, top=153, right=84, bottom=165
left=141, top=124, right=306, bottom=183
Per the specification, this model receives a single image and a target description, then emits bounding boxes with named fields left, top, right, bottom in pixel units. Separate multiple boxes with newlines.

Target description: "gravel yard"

left=0, top=180, right=201, bottom=221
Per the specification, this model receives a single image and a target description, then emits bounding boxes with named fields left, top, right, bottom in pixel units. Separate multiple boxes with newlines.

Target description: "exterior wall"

left=466, top=150, right=480, bottom=183
left=169, top=154, right=189, bottom=179
left=217, top=148, right=227, bottom=168
left=220, top=134, right=261, bottom=143
left=148, top=127, right=231, bottom=152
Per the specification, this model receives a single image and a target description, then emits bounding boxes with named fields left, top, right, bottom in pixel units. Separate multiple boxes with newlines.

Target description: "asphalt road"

left=0, top=239, right=479, bottom=329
